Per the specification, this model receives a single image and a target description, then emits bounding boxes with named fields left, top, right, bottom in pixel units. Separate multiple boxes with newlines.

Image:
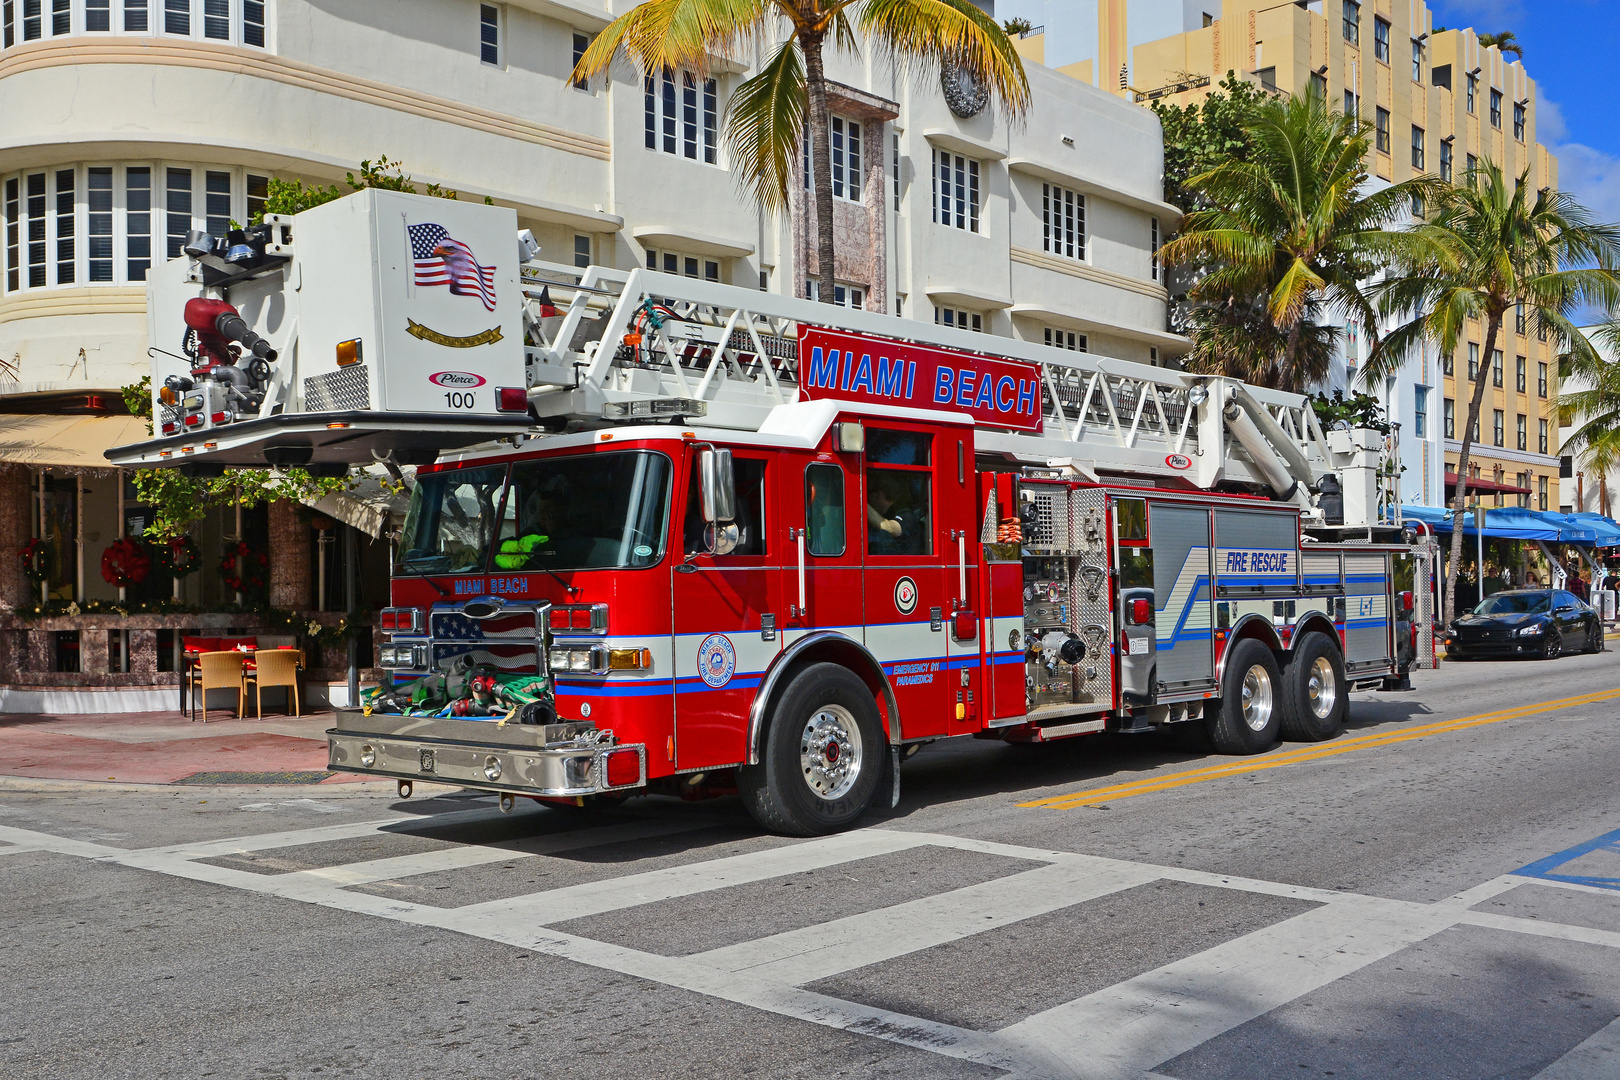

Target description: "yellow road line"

left=1019, top=686, right=1620, bottom=810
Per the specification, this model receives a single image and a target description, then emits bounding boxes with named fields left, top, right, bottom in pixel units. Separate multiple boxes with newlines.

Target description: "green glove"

left=494, top=534, right=548, bottom=569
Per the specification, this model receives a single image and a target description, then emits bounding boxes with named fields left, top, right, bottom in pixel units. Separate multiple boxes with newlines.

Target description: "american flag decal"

left=408, top=223, right=497, bottom=311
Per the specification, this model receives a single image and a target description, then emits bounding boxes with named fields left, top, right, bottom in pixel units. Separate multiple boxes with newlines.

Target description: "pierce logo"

left=1165, top=454, right=1192, bottom=470
left=430, top=371, right=486, bottom=388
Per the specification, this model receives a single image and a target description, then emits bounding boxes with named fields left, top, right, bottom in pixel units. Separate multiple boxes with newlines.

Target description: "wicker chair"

left=244, top=649, right=303, bottom=718
left=189, top=650, right=246, bottom=722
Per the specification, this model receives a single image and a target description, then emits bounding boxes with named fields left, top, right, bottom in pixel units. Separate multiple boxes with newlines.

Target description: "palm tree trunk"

left=802, top=34, right=837, bottom=304
left=1283, top=319, right=1303, bottom=394
left=1446, top=313, right=1502, bottom=625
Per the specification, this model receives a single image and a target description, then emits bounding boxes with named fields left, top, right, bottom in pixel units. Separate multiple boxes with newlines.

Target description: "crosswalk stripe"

left=1530, top=1013, right=1620, bottom=1079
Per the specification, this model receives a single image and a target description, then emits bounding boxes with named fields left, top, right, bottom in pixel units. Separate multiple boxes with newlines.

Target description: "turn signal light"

left=951, top=610, right=977, bottom=642
left=604, top=748, right=642, bottom=788
left=159, top=386, right=179, bottom=406
left=336, top=339, right=363, bottom=367
left=607, top=647, right=653, bottom=671
left=1128, top=598, right=1153, bottom=625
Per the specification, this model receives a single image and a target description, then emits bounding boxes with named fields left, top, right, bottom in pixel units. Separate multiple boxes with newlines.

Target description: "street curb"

left=0, top=775, right=464, bottom=797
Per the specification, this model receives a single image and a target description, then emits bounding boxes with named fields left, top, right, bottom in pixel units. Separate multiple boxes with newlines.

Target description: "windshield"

left=1474, top=592, right=1551, bottom=615
left=494, top=451, right=673, bottom=571
left=398, top=464, right=509, bottom=573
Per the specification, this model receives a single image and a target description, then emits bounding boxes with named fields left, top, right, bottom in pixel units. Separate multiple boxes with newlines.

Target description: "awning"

left=299, top=464, right=413, bottom=539
left=1568, top=512, right=1620, bottom=547
left=1399, top=505, right=1598, bottom=543
left=0, top=413, right=152, bottom=469
left=1443, top=470, right=1531, bottom=495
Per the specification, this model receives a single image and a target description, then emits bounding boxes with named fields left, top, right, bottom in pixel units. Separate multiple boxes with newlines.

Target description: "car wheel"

left=1206, top=638, right=1283, bottom=755
left=1280, top=632, right=1347, bottom=742
left=1585, top=620, right=1605, bottom=654
left=1540, top=629, right=1561, bottom=660
left=738, top=662, right=885, bottom=836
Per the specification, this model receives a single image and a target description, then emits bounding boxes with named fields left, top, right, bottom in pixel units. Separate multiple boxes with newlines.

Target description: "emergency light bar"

left=602, top=398, right=708, bottom=420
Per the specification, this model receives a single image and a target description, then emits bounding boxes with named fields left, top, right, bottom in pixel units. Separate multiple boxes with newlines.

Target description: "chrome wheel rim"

left=1240, top=665, right=1274, bottom=732
left=800, top=705, right=863, bottom=801
left=1306, top=656, right=1337, bottom=720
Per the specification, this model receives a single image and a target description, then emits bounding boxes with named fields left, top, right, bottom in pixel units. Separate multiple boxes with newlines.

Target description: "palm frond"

left=722, top=37, right=807, bottom=213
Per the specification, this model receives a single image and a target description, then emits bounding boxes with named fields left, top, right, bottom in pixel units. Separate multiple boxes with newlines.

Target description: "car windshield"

left=494, top=451, right=673, bottom=571
left=397, top=464, right=509, bottom=574
left=1474, top=592, right=1551, bottom=615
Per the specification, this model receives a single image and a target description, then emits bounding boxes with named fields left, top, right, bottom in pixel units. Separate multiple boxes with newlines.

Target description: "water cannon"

left=183, top=297, right=277, bottom=370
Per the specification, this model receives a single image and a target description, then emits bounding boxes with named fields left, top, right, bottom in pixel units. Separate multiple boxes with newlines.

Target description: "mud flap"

left=886, top=745, right=901, bottom=809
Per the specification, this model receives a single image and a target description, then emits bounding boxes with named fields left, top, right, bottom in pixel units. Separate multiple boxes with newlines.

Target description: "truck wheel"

left=1279, top=633, right=1346, bottom=742
left=1206, top=638, right=1282, bottom=755
left=738, top=663, right=885, bottom=836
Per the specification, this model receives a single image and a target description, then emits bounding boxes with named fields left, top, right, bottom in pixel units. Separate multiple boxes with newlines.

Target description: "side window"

left=684, top=456, right=767, bottom=556
left=1115, top=498, right=1148, bottom=544
left=1556, top=590, right=1580, bottom=609
left=866, top=429, right=932, bottom=556
left=805, top=463, right=845, bottom=556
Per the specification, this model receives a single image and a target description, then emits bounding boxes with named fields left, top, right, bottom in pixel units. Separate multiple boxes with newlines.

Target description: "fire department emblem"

left=697, top=633, right=737, bottom=688
left=894, top=576, right=919, bottom=615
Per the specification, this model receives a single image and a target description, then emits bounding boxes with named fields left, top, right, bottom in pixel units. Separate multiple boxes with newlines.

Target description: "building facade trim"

left=0, top=39, right=613, bottom=161
left=1009, top=302, right=1191, bottom=350
left=630, top=225, right=755, bottom=258
left=1005, top=157, right=1183, bottom=220
left=1011, top=245, right=1170, bottom=301
left=0, top=287, right=147, bottom=325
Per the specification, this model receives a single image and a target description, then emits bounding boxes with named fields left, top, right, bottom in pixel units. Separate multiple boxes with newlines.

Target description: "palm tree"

left=1558, top=317, right=1620, bottom=516
left=1158, top=88, right=1441, bottom=393
left=571, top=0, right=1028, bottom=303
left=1362, top=160, right=1620, bottom=624
left=1476, top=31, right=1523, bottom=60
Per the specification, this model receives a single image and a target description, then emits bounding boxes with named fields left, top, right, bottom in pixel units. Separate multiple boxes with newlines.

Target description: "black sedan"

left=1447, top=589, right=1605, bottom=660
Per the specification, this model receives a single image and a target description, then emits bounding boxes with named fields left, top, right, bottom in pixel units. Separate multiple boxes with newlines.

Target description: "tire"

left=1206, top=638, right=1283, bottom=755
left=1585, top=620, right=1605, bottom=654
left=738, top=663, right=886, bottom=836
left=1540, top=629, right=1561, bottom=660
left=1279, top=632, right=1347, bottom=742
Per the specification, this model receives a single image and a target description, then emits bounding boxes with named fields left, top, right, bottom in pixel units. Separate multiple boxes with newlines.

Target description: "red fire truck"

left=110, top=190, right=1433, bottom=835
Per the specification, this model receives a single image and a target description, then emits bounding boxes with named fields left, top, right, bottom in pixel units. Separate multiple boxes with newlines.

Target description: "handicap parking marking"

left=1513, top=826, right=1620, bottom=892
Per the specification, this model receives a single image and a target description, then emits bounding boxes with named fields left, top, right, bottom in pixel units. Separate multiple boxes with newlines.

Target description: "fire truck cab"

left=109, top=190, right=1433, bottom=835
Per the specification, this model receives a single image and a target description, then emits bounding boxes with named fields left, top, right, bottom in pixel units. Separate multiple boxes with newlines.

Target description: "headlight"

left=1515, top=624, right=1545, bottom=636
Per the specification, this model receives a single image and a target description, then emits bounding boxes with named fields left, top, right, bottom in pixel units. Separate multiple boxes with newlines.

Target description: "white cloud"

left=1556, top=142, right=1620, bottom=225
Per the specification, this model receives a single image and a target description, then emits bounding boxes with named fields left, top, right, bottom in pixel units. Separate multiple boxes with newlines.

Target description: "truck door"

left=789, top=451, right=865, bottom=650
left=861, top=425, right=953, bottom=740
left=1141, top=501, right=1215, bottom=694
left=671, top=449, right=780, bottom=769
left=939, top=430, right=983, bottom=735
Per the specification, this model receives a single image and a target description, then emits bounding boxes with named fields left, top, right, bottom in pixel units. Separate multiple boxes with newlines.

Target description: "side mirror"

left=699, top=448, right=736, bottom=524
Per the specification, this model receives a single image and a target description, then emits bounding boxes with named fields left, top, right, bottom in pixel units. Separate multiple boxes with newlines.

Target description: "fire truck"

left=110, top=189, right=1433, bottom=835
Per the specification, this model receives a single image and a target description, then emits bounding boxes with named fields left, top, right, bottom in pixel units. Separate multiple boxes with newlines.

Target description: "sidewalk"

left=0, top=706, right=368, bottom=786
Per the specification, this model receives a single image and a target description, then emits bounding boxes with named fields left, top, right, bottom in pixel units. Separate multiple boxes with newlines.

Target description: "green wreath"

left=19, top=538, right=51, bottom=584
left=159, top=535, right=201, bottom=578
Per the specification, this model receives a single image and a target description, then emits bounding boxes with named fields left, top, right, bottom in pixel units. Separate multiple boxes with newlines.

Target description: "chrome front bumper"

left=327, top=712, right=646, bottom=797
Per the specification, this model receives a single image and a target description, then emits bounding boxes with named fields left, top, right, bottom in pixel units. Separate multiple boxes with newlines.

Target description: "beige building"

left=1012, top=0, right=1564, bottom=514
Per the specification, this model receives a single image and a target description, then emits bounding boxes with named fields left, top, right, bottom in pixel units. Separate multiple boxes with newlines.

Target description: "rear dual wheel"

left=738, top=663, right=886, bottom=836
left=1279, top=633, right=1347, bottom=742
left=1206, top=638, right=1283, bottom=755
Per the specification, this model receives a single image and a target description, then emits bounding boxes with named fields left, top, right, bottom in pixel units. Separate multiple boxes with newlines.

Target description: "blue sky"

left=1426, top=0, right=1620, bottom=222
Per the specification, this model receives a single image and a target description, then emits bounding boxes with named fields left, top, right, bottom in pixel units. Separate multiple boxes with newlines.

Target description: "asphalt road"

left=3, top=651, right=1620, bottom=1080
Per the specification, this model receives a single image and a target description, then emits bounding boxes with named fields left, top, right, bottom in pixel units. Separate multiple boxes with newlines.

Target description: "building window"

left=164, top=0, right=187, bottom=35
left=1311, top=71, right=1327, bottom=97
left=243, top=0, right=261, bottom=45
left=3, top=178, right=17, bottom=292
left=1041, top=183, right=1085, bottom=259
left=1490, top=88, right=1502, bottom=128
left=892, top=133, right=901, bottom=212
left=1411, top=37, right=1422, bottom=81
left=50, top=0, right=67, bottom=34
left=1539, top=418, right=1549, bottom=454
left=1539, top=475, right=1548, bottom=511
left=806, top=116, right=862, bottom=202
left=125, top=0, right=146, bottom=31
left=24, top=172, right=44, bottom=288
left=1442, top=349, right=1453, bottom=376
left=1466, top=74, right=1476, bottom=114
left=1150, top=347, right=1159, bottom=366
left=1440, top=139, right=1453, bottom=182
left=806, top=280, right=864, bottom=308
left=1044, top=327, right=1086, bottom=352
left=932, top=151, right=980, bottom=233
left=164, top=167, right=191, bottom=259
left=1516, top=413, right=1527, bottom=451
left=4, top=0, right=262, bottom=43
left=1343, top=89, right=1359, bottom=117
left=202, top=0, right=229, bottom=39
left=1513, top=101, right=1525, bottom=140
left=86, top=0, right=107, bottom=30
left=125, top=166, right=150, bottom=282
left=204, top=169, right=230, bottom=236
left=1342, top=0, right=1358, bottom=45
left=1538, top=362, right=1548, bottom=397
left=479, top=4, right=499, bottom=66
left=246, top=172, right=267, bottom=223
left=935, top=307, right=982, bottom=332
left=1443, top=397, right=1455, bottom=438
left=1515, top=355, right=1525, bottom=392
left=1466, top=153, right=1478, bottom=180
left=1375, top=108, right=1390, bottom=153
left=1150, top=216, right=1160, bottom=282
left=22, top=0, right=39, bottom=39
left=1492, top=349, right=1502, bottom=388
left=1492, top=409, right=1504, bottom=447
left=86, top=166, right=112, bottom=282
left=1411, top=126, right=1424, bottom=169
left=573, top=233, right=590, bottom=268
left=644, top=70, right=718, bottom=164
left=571, top=32, right=590, bottom=91
left=1517, top=472, right=1530, bottom=508
left=1467, top=342, right=1479, bottom=380
left=1514, top=302, right=1526, bottom=335
left=1373, top=16, right=1389, bottom=62
left=646, top=248, right=720, bottom=282
left=1414, top=387, right=1428, bottom=437
left=54, top=168, right=73, bottom=285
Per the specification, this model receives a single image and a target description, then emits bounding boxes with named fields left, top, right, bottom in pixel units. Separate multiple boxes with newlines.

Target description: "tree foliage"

left=250, top=155, right=472, bottom=223
left=1150, top=71, right=1270, bottom=209
left=570, top=0, right=1028, bottom=301
left=1476, top=31, right=1522, bottom=59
